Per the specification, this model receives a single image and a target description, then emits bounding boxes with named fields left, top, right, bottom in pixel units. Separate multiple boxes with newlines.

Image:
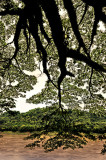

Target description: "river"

left=0, top=133, right=106, bottom=160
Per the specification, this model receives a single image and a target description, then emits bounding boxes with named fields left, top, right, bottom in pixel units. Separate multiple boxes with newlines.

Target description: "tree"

left=0, top=0, right=106, bottom=152
left=0, top=0, right=106, bottom=111
left=0, top=1, right=37, bottom=112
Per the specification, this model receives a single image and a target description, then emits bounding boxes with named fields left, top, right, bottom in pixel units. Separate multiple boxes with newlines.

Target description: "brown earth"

left=0, top=133, right=106, bottom=160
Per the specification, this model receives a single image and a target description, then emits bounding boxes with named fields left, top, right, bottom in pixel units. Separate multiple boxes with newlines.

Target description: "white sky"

left=14, top=70, right=47, bottom=113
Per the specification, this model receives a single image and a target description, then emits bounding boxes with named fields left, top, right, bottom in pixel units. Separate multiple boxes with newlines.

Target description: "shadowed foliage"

left=0, top=107, right=106, bottom=152
left=0, top=0, right=106, bottom=153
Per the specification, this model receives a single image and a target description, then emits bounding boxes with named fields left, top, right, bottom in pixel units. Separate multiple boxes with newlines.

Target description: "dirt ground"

left=0, top=133, right=106, bottom=160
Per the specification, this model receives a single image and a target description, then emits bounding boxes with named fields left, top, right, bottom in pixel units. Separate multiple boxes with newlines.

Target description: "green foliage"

left=0, top=107, right=106, bottom=134
left=0, top=0, right=105, bottom=113
left=0, top=0, right=105, bottom=153
left=11, top=125, right=18, bottom=132
left=0, top=107, right=106, bottom=152
left=19, top=125, right=35, bottom=132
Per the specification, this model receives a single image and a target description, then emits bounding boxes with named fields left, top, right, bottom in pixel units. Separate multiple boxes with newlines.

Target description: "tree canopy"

left=0, top=0, right=106, bottom=112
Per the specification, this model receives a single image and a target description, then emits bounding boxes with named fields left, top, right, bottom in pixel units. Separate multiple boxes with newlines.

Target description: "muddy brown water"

left=0, top=133, right=106, bottom=160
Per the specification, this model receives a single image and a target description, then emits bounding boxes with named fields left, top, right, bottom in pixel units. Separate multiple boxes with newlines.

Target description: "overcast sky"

left=14, top=70, right=47, bottom=113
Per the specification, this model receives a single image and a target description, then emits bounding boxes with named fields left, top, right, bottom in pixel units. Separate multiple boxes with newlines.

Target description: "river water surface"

left=0, top=133, right=106, bottom=160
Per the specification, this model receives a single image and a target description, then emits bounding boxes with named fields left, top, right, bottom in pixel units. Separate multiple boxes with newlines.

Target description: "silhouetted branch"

left=63, top=0, right=90, bottom=58
left=79, top=4, right=88, bottom=25
left=89, top=68, right=93, bottom=96
left=0, top=0, right=105, bottom=109
left=0, top=8, right=22, bottom=16
left=66, top=49, right=106, bottom=72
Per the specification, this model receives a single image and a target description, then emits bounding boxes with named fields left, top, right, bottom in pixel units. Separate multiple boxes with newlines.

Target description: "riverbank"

left=0, top=132, right=106, bottom=160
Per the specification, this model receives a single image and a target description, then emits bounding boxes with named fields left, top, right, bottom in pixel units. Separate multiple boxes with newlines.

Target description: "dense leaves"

left=0, top=0, right=105, bottom=110
left=0, top=0, right=106, bottom=153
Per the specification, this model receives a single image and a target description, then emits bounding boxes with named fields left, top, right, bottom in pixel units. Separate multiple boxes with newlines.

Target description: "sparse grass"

left=0, top=131, right=30, bottom=135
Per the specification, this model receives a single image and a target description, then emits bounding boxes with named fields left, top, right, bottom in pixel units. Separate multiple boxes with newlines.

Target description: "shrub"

left=19, top=125, right=35, bottom=132
left=11, top=125, right=19, bottom=132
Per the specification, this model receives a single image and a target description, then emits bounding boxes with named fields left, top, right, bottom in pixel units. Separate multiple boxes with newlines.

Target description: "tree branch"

left=66, top=49, right=106, bottom=72
left=0, top=8, right=22, bottom=16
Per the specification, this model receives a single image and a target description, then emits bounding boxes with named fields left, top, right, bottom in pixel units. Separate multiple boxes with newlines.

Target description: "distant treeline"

left=0, top=107, right=106, bottom=135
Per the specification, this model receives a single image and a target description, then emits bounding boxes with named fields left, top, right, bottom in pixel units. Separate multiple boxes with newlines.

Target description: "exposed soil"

left=0, top=133, right=106, bottom=160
